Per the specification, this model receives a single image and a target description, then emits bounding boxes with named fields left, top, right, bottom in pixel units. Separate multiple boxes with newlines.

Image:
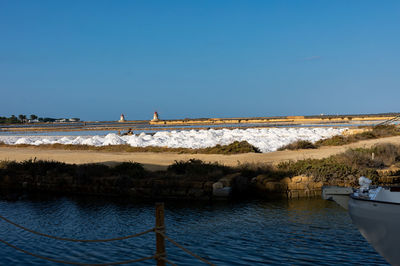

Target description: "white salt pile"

left=0, top=127, right=346, bottom=153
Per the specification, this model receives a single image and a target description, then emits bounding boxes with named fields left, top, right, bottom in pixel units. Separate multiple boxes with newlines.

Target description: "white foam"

left=0, top=127, right=346, bottom=153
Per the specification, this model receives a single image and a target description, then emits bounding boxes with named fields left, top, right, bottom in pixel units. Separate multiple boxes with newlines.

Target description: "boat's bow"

left=349, top=181, right=400, bottom=266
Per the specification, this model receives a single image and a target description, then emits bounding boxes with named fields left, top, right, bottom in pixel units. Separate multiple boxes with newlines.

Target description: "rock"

left=187, top=189, right=204, bottom=198
left=377, top=165, right=400, bottom=176
left=219, top=173, right=241, bottom=186
left=191, top=181, right=204, bottom=189
left=212, top=181, right=231, bottom=198
left=264, top=181, right=287, bottom=193
left=314, top=181, right=324, bottom=189
left=295, top=183, right=306, bottom=190
left=292, top=176, right=303, bottom=183
left=256, top=174, right=275, bottom=183
left=212, top=182, right=223, bottom=190
left=280, top=177, right=292, bottom=184
left=213, top=186, right=231, bottom=198
left=203, top=181, right=214, bottom=191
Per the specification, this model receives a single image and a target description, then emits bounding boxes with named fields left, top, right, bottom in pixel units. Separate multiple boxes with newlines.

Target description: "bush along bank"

left=278, top=124, right=400, bottom=151
left=2, top=144, right=400, bottom=200
left=0, top=159, right=234, bottom=200
left=0, top=140, right=260, bottom=155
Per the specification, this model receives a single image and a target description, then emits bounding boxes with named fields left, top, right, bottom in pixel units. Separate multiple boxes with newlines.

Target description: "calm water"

left=0, top=120, right=379, bottom=137
left=0, top=196, right=387, bottom=265
left=0, top=123, right=360, bottom=137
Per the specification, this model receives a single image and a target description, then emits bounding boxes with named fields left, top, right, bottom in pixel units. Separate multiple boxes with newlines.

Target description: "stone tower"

left=152, top=111, right=159, bottom=121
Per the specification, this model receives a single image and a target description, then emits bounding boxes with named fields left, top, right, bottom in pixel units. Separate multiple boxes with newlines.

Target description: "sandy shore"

left=1, top=136, right=400, bottom=171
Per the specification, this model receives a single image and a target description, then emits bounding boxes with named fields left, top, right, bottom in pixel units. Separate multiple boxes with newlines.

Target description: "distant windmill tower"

left=151, top=111, right=160, bottom=122
left=119, top=114, right=126, bottom=122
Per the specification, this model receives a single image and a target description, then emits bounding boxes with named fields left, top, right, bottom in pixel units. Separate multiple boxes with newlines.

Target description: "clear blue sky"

left=1, top=0, right=399, bottom=121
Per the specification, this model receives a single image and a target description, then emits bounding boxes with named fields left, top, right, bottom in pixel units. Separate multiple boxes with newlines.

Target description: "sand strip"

left=1, top=136, right=400, bottom=171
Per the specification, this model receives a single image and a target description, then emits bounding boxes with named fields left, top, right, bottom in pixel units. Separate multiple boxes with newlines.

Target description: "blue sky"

left=1, top=0, right=399, bottom=121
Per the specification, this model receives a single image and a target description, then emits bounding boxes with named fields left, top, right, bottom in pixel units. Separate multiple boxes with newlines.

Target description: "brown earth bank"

left=149, top=114, right=398, bottom=125
left=1, top=136, right=400, bottom=171
left=2, top=136, right=400, bottom=200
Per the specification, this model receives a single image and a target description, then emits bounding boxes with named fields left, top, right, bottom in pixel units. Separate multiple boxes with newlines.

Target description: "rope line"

left=157, top=231, right=215, bottom=266
left=0, top=238, right=154, bottom=265
left=0, top=215, right=154, bottom=242
left=160, top=257, right=177, bottom=266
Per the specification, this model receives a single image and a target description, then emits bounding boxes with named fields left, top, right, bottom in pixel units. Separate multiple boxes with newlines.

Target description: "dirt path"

left=1, top=136, right=400, bottom=171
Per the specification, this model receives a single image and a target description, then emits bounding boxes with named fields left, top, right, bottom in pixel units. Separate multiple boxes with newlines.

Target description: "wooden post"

left=155, top=202, right=166, bottom=266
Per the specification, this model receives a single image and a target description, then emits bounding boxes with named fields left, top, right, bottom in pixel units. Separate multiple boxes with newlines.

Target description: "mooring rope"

left=0, top=238, right=154, bottom=265
left=0, top=215, right=154, bottom=242
left=160, top=257, right=178, bottom=266
left=157, top=231, right=215, bottom=266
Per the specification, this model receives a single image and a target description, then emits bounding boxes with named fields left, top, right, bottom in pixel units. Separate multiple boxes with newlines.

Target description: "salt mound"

left=15, top=138, right=30, bottom=145
left=0, top=127, right=346, bottom=153
left=103, top=133, right=126, bottom=146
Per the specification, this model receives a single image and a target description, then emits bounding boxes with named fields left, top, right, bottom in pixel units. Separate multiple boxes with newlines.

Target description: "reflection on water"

left=0, top=195, right=387, bottom=265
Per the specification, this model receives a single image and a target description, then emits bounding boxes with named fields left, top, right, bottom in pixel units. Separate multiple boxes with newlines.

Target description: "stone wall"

left=253, top=175, right=324, bottom=199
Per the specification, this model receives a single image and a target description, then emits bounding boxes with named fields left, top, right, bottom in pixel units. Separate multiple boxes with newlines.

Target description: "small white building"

left=119, top=114, right=126, bottom=122
left=151, top=111, right=159, bottom=121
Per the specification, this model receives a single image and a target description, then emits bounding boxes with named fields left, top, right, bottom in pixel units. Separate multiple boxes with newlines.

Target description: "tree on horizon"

left=18, top=114, right=27, bottom=123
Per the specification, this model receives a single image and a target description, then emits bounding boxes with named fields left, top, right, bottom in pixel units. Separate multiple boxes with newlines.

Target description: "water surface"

left=0, top=196, right=387, bottom=265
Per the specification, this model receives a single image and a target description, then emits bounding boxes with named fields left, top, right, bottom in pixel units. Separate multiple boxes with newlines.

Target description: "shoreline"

left=1, top=114, right=396, bottom=133
left=2, top=136, right=400, bottom=200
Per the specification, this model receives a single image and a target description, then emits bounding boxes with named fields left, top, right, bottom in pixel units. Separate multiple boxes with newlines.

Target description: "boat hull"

left=322, top=186, right=353, bottom=209
left=349, top=196, right=400, bottom=265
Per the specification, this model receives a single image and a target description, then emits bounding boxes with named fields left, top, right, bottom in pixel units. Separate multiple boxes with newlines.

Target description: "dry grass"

left=277, top=143, right=400, bottom=184
left=279, top=125, right=400, bottom=150
left=316, top=125, right=400, bottom=146
left=2, top=143, right=400, bottom=196
left=277, top=140, right=317, bottom=151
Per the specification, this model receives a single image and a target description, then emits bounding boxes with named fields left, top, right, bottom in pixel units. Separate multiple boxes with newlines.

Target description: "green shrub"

left=4, top=159, right=71, bottom=176
left=315, top=135, right=351, bottom=146
left=167, top=159, right=230, bottom=180
left=74, top=164, right=111, bottom=184
left=277, top=157, right=377, bottom=183
left=202, top=141, right=261, bottom=154
left=0, top=141, right=260, bottom=155
left=336, top=148, right=384, bottom=169
left=278, top=140, right=317, bottom=151
left=235, top=162, right=288, bottom=180
left=113, top=162, right=146, bottom=178
left=316, top=125, right=400, bottom=147
left=371, top=143, right=400, bottom=166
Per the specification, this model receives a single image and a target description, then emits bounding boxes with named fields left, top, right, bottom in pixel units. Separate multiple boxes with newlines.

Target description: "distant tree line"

left=0, top=114, right=80, bottom=124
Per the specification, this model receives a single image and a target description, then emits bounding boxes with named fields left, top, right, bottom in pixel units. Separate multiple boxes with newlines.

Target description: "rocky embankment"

left=3, top=137, right=400, bottom=200
left=2, top=162, right=398, bottom=200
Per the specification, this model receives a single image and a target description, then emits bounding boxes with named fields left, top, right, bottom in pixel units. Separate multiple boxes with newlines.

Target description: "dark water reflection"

left=0, top=195, right=387, bottom=265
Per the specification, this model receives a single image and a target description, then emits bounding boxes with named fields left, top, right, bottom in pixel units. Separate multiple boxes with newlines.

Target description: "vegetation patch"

left=316, top=125, right=400, bottom=147
left=2, top=144, right=400, bottom=198
left=278, top=125, right=400, bottom=150
left=167, top=159, right=232, bottom=181
left=277, top=143, right=400, bottom=184
left=277, top=140, right=317, bottom=151
left=0, top=140, right=260, bottom=155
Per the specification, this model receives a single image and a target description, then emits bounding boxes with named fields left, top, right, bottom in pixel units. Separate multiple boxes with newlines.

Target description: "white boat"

left=322, top=186, right=353, bottom=209
left=348, top=177, right=400, bottom=266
